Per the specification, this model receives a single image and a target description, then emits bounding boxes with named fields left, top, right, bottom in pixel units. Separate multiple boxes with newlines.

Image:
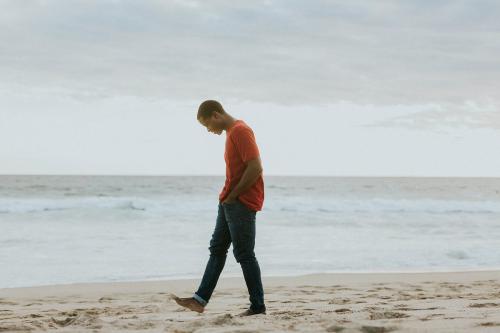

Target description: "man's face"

left=198, top=114, right=224, bottom=135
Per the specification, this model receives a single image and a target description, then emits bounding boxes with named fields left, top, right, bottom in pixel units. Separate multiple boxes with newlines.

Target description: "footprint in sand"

left=325, top=325, right=346, bottom=332
left=23, top=302, right=43, bottom=307
left=328, top=298, right=351, bottom=305
left=52, top=310, right=104, bottom=330
left=282, top=299, right=307, bottom=304
left=51, top=313, right=80, bottom=327
left=271, top=310, right=309, bottom=319
left=0, top=323, right=36, bottom=332
left=24, top=313, right=44, bottom=319
left=478, top=322, right=500, bottom=327
left=360, top=325, right=399, bottom=333
left=211, top=313, right=244, bottom=326
left=469, top=302, right=500, bottom=308
left=420, top=313, right=445, bottom=321
left=368, top=311, right=410, bottom=320
left=169, top=314, right=243, bottom=332
left=112, top=319, right=158, bottom=330
left=311, top=298, right=332, bottom=302
left=393, top=304, right=441, bottom=311
left=98, top=296, right=115, bottom=303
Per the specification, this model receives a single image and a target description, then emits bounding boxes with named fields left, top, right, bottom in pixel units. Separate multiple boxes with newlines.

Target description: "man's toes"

left=171, top=296, right=204, bottom=313
left=175, top=298, right=188, bottom=306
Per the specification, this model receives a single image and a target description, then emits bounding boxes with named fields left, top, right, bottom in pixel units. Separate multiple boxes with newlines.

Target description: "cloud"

left=0, top=0, right=499, bottom=106
left=368, top=101, right=500, bottom=131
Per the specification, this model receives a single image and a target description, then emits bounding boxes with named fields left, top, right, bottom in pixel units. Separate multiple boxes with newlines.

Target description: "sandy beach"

left=1, top=270, right=499, bottom=332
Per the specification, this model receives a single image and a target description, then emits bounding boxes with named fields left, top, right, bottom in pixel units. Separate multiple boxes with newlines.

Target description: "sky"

left=0, top=0, right=499, bottom=176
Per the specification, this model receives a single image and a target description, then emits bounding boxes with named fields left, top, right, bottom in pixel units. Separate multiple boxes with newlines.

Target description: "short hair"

left=197, top=100, right=225, bottom=119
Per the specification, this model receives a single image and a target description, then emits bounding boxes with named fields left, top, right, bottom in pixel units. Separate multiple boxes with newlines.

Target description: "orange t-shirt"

left=219, top=120, right=264, bottom=212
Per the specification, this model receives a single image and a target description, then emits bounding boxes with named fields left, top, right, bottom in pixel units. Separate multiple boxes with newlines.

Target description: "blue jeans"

left=193, top=199, right=266, bottom=312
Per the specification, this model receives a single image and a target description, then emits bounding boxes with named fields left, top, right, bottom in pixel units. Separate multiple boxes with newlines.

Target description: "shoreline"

left=3, top=267, right=500, bottom=291
left=1, top=270, right=500, bottom=332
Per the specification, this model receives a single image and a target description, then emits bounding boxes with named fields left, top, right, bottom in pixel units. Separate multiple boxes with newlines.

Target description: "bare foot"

left=170, top=294, right=205, bottom=313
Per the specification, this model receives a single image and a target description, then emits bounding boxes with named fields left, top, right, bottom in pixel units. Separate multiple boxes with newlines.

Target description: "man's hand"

left=222, top=194, right=238, bottom=204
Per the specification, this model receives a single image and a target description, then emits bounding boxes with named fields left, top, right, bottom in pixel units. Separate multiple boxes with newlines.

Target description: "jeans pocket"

left=222, top=198, right=240, bottom=207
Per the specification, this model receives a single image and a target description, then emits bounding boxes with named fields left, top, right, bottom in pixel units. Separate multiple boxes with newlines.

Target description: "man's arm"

left=224, top=157, right=263, bottom=203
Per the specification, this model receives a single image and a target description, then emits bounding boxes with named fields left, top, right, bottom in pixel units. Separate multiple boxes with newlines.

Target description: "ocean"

left=1, top=175, right=499, bottom=289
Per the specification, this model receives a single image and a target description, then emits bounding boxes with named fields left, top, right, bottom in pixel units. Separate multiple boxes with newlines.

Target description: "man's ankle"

left=192, top=297, right=204, bottom=306
left=192, top=293, right=208, bottom=307
left=250, top=305, right=266, bottom=313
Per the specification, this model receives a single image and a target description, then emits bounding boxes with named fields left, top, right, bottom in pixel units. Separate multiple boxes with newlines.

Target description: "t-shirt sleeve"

left=232, top=126, right=260, bottom=163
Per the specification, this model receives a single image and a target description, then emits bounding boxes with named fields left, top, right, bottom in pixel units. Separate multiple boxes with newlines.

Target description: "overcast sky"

left=1, top=0, right=499, bottom=176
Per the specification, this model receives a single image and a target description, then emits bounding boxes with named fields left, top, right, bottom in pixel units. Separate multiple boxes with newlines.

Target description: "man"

left=172, top=100, right=266, bottom=316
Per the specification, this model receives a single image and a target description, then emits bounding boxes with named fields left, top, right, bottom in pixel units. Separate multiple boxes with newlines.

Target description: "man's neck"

left=224, top=116, right=238, bottom=131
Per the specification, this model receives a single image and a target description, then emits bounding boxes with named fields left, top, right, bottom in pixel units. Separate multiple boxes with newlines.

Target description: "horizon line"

left=0, top=174, right=499, bottom=179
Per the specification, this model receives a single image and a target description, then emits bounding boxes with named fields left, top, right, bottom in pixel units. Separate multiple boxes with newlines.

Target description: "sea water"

left=1, top=175, right=499, bottom=288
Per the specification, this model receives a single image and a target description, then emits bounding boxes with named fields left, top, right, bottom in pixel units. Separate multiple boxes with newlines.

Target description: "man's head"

left=197, top=100, right=228, bottom=135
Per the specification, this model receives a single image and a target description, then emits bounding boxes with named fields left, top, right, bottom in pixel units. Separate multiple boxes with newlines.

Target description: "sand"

left=1, top=270, right=500, bottom=332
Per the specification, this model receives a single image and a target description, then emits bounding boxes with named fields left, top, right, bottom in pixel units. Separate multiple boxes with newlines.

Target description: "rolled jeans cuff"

left=193, top=293, right=207, bottom=306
